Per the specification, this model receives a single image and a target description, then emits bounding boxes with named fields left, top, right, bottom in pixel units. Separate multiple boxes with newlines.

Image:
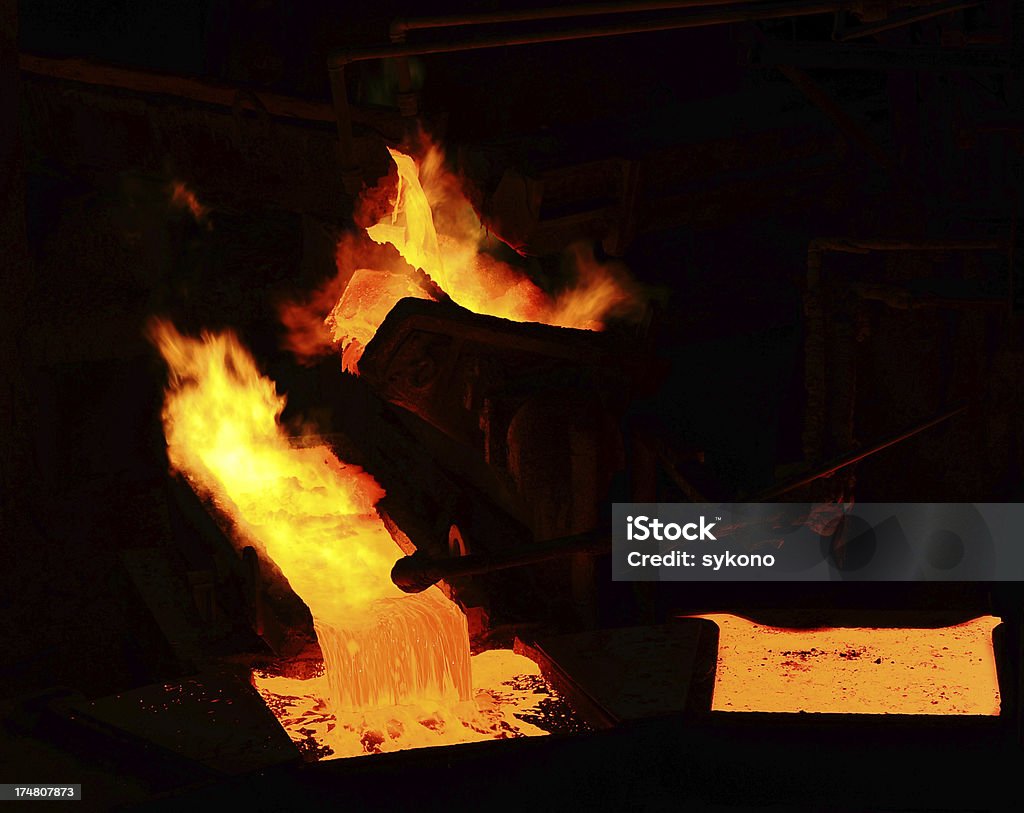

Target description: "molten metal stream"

left=154, top=139, right=633, bottom=758
left=151, top=323, right=553, bottom=756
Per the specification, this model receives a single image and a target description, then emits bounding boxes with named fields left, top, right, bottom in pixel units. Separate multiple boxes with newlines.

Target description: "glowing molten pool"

left=697, top=614, right=1001, bottom=715
left=150, top=321, right=556, bottom=757
left=252, top=649, right=561, bottom=759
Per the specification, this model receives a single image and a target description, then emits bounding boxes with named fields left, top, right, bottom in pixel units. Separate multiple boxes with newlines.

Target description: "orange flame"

left=169, top=180, right=209, bottom=225
left=279, top=137, right=645, bottom=373
left=369, top=142, right=642, bottom=330
left=150, top=319, right=550, bottom=754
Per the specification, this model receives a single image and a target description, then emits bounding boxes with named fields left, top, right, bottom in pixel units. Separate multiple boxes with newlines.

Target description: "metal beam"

left=754, top=403, right=969, bottom=500
left=835, top=0, right=983, bottom=41
left=751, top=41, right=1012, bottom=72
left=331, top=2, right=845, bottom=68
left=391, top=0, right=788, bottom=39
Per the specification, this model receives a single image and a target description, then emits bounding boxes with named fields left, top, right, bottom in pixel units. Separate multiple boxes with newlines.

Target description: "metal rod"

left=330, top=0, right=846, bottom=176
left=752, top=403, right=969, bottom=500
left=835, top=0, right=981, bottom=41
left=751, top=25, right=914, bottom=187
left=776, top=61, right=894, bottom=169
left=391, top=0, right=944, bottom=39
left=391, top=531, right=608, bottom=593
left=810, top=237, right=1008, bottom=253
left=19, top=53, right=338, bottom=123
left=751, top=41, right=1011, bottom=72
left=391, top=0, right=767, bottom=39
left=394, top=400, right=955, bottom=589
left=18, top=52, right=410, bottom=137
left=851, top=282, right=1010, bottom=310
left=331, top=2, right=847, bottom=69
left=328, top=0, right=953, bottom=180
left=328, top=65, right=365, bottom=195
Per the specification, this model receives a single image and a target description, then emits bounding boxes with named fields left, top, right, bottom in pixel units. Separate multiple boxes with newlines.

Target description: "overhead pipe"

left=808, top=237, right=1007, bottom=253
left=386, top=0, right=945, bottom=119
left=835, top=0, right=983, bottom=41
left=19, top=53, right=333, bottom=125
left=330, top=1, right=867, bottom=192
left=753, top=403, right=969, bottom=501
left=389, top=0, right=945, bottom=39
left=388, top=0, right=761, bottom=115
left=390, top=0, right=778, bottom=40
left=332, top=3, right=851, bottom=69
left=361, top=1, right=863, bottom=61
left=330, top=0, right=963, bottom=189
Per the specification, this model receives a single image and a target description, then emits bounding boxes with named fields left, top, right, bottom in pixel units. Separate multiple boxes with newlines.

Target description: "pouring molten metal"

left=150, top=321, right=555, bottom=757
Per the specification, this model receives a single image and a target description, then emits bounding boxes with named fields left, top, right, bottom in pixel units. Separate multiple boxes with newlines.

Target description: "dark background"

left=2, top=1, right=1023, bottom=809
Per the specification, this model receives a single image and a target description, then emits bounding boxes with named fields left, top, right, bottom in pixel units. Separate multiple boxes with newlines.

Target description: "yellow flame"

left=278, top=137, right=646, bottom=372
left=367, top=142, right=639, bottom=331
left=150, top=319, right=549, bottom=754
left=367, top=149, right=446, bottom=289
left=150, top=320, right=471, bottom=710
